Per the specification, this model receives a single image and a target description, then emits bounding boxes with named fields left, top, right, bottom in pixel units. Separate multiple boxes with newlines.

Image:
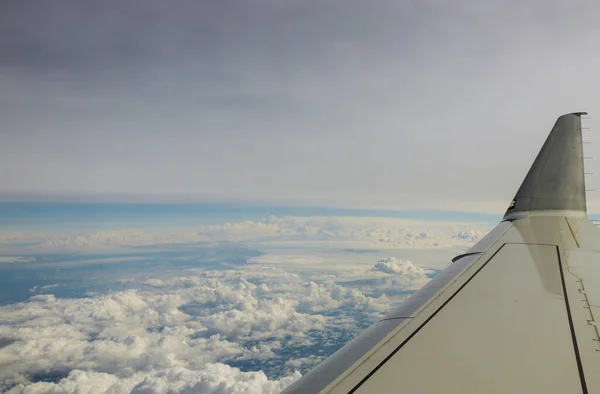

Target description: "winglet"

left=504, top=112, right=588, bottom=220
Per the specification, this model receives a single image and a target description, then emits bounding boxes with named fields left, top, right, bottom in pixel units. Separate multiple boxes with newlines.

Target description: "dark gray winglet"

left=504, top=112, right=588, bottom=219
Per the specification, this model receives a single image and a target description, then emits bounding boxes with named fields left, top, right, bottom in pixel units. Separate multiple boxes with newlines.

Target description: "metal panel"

left=571, top=217, right=600, bottom=249
left=564, top=247, right=600, bottom=392
left=353, top=244, right=582, bottom=394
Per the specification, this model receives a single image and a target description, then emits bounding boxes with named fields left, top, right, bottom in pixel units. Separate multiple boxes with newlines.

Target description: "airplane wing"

left=283, top=112, right=600, bottom=393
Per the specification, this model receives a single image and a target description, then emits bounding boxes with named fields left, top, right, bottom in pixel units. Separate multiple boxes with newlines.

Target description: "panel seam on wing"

left=563, top=246, right=600, bottom=353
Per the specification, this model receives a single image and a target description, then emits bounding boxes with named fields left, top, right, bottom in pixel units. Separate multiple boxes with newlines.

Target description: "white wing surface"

left=283, top=112, right=600, bottom=394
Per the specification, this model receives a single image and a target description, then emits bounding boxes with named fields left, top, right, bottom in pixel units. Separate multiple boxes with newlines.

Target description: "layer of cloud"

left=7, top=365, right=300, bottom=394
left=2, top=216, right=491, bottom=255
left=0, top=213, right=492, bottom=393
left=0, top=263, right=411, bottom=393
left=7, top=363, right=301, bottom=394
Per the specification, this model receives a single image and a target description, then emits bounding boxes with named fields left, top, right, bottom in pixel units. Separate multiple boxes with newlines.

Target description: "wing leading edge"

left=283, top=112, right=600, bottom=393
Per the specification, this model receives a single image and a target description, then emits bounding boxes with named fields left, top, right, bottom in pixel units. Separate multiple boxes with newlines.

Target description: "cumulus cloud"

left=371, top=257, right=427, bottom=277
left=27, top=294, right=56, bottom=303
left=142, top=278, right=168, bottom=288
left=7, top=365, right=300, bottom=394
left=454, top=230, right=484, bottom=242
left=0, top=266, right=403, bottom=393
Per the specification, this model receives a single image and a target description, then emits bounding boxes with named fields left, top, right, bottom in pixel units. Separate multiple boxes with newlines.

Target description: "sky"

left=2, top=0, right=600, bottom=213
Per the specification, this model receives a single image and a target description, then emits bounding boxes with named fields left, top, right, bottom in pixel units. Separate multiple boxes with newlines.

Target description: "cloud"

left=6, top=365, right=301, bottom=394
left=0, top=257, right=35, bottom=264
left=454, top=230, right=485, bottom=242
left=371, top=257, right=427, bottom=278
left=29, top=284, right=60, bottom=293
left=0, top=265, right=405, bottom=392
left=0, top=215, right=488, bottom=392
left=27, top=294, right=56, bottom=303
left=4, top=216, right=490, bottom=256
left=142, top=278, right=168, bottom=288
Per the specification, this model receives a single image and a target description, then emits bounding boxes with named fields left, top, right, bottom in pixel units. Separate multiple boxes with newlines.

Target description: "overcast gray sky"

left=2, top=0, right=600, bottom=213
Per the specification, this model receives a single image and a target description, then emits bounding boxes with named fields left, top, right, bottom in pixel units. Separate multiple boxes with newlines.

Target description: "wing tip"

left=503, top=112, right=587, bottom=220
left=562, top=111, right=588, bottom=118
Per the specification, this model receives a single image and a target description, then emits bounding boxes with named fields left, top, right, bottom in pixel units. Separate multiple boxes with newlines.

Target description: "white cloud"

left=0, top=266, right=403, bottom=393
left=2, top=216, right=491, bottom=256
left=29, top=284, right=60, bottom=293
left=40, top=284, right=60, bottom=290
left=6, top=365, right=301, bottom=394
left=0, top=216, right=487, bottom=392
left=371, top=257, right=427, bottom=277
left=284, top=357, right=320, bottom=369
left=454, top=230, right=485, bottom=242
left=0, top=257, right=35, bottom=264
left=27, top=294, right=56, bottom=303
left=142, top=278, right=168, bottom=288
